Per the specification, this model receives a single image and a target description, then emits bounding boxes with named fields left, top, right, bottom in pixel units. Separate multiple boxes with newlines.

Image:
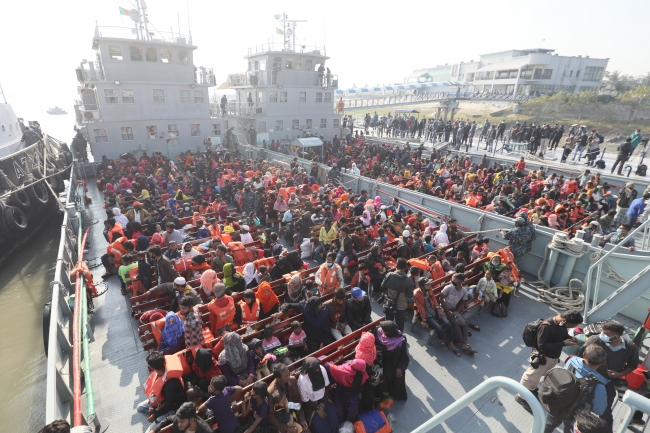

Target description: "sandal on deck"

left=469, top=324, right=481, bottom=332
left=440, top=341, right=448, bottom=351
left=462, top=345, right=477, bottom=356
left=452, top=348, right=462, bottom=357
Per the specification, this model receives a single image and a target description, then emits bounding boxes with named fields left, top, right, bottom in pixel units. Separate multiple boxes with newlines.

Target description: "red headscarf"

left=355, top=332, right=376, bottom=366
left=328, top=359, right=368, bottom=388
left=255, top=282, right=279, bottom=315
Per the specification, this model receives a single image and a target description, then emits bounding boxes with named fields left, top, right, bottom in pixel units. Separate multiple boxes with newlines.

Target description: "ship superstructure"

left=73, top=5, right=225, bottom=158
left=225, top=14, right=342, bottom=146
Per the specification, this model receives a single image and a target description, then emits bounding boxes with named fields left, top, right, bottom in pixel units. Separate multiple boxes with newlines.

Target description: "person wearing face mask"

left=178, top=203, right=194, bottom=218
left=315, top=252, right=344, bottom=296
left=578, top=321, right=639, bottom=430
left=483, top=253, right=506, bottom=279
left=515, top=310, right=583, bottom=413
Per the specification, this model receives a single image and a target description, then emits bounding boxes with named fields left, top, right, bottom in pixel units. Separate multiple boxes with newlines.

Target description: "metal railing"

left=95, top=25, right=192, bottom=44
left=227, top=70, right=337, bottom=88
left=583, top=217, right=650, bottom=321
left=227, top=101, right=267, bottom=117
left=616, top=390, right=650, bottom=433
left=410, top=377, right=545, bottom=433
left=247, top=42, right=326, bottom=56
left=341, top=92, right=535, bottom=109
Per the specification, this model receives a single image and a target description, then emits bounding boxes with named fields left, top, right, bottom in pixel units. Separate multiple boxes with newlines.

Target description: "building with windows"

left=225, top=24, right=341, bottom=145
left=74, top=24, right=224, bottom=158
left=405, top=49, right=609, bottom=95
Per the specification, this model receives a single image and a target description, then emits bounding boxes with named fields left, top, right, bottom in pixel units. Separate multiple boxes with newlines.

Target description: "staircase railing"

left=583, top=217, right=650, bottom=322
left=410, top=377, right=545, bottom=433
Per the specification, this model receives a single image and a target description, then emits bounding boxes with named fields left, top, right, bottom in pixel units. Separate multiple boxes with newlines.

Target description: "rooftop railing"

left=247, top=42, right=326, bottom=56
left=94, top=25, right=192, bottom=45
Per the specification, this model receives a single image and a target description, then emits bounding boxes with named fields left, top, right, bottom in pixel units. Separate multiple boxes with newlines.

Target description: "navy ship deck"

left=75, top=179, right=649, bottom=432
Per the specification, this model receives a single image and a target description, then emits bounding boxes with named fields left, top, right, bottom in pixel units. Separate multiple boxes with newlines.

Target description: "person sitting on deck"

left=324, top=288, right=352, bottom=340
left=297, top=357, right=339, bottom=433
left=164, top=241, right=181, bottom=260
left=218, top=332, right=255, bottom=387
left=150, top=402, right=213, bottom=433
left=145, top=276, right=201, bottom=312
left=198, top=375, right=243, bottom=433
left=208, top=283, right=238, bottom=336
left=137, top=351, right=186, bottom=432
left=346, top=287, right=372, bottom=331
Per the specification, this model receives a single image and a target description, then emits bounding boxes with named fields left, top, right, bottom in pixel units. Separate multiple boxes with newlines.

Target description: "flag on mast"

left=119, top=7, right=130, bottom=16
left=275, top=28, right=284, bottom=35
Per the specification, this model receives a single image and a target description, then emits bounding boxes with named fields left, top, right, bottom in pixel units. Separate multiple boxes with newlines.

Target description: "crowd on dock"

left=40, top=136, right=647, bottom=433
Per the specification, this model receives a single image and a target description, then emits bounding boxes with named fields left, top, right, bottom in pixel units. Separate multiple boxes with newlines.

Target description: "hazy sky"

left=2, top=0, right=650, bottom=115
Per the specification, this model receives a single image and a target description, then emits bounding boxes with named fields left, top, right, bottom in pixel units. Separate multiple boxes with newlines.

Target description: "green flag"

left=275, top=28, right=283, bottom=35
left=119, top=7, right=130, bottom=16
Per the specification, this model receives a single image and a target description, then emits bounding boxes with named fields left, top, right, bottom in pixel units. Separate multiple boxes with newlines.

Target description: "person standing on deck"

left=500, top=216, right=536, bottom=264
left=613, top=182, right=637, bottom=227
left=514, top=310, right=583, bottom=413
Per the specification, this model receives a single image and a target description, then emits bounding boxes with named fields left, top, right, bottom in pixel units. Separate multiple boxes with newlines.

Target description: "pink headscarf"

left=200, top=270, right=219, bottom=296
left=151, top=232, right=164, bottom=246
left=374, top=196, right=382, bottom=210
left=548, top=213, right=560, bottom=229
left=328, top=359, right=368, bottom=388
left=355, top=332, right=376, bottom=365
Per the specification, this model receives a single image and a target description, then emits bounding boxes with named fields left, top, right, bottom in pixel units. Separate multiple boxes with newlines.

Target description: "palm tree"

left=602, top=70, right=622, bottom=95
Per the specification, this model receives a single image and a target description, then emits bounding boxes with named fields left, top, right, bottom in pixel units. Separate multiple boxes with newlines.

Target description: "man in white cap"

left=582, top=220, right=599, bottom=244
left=396, top=230, right=412, bottom=260
left=239, top=224, right=253, bottom=244
left=145, top=276, right=201, bottom=312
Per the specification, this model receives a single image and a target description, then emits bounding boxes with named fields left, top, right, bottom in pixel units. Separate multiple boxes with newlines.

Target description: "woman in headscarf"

left=222, top=262, right=245, bottom=293
left=199, top=269, right=219, bottom=303
left=192, top=212, right=205, bottom=227
left=374, top=195, right=382, bottom=211
left=274, top=194, right=289, bottom=213
left=218, top=332, right=255, bottom=386
left=180, top=296, right=204, bottom=348
left=181, top=242, right=200, bottom=259
left=138, top=189, right=150, bottom=200
left=151, top=224, right=165, bottom=247
left=112, top=207, right=129, bottom=227
left=351, top=163, right=360, bottom=176
left=136, top=235, right=150, bottom=252
left=326, top=359, right=369, bottom=422
left=280, top=296, right=334, bottom=352
left=158, top=311, right=185, bottom=355
left=105, top=183, right=116, bottom=196
left=360, top=210, right=372, bottom=228
left=297, top=357, right=339, bottom=433
left=191, top=348, right=222, bottom=392
left=548, top=213, right=560, bottom=230
left=175, top=189, right=189, bottom=201
left=483, top=252, right=506, bottom=280
left=242, top=263, right=259, bottom=289
left=433, top=223, right=450, bottom=247
left=372, top=321, right=409, bottom=401
left=355, top=332, right=378, bottom=413
left=218, top=202, right=229, bottom=220
left=286, top=274, right=307, bottom=303
left=256, top=281, right=279, bottom=319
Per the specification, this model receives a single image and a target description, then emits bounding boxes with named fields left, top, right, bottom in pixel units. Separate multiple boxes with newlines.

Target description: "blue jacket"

left=565, top=356, right=609, bottom=416
left=627, top=198, right=647, bottom=219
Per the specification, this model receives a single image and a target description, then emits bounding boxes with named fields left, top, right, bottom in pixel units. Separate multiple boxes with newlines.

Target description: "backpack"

left=491, top=301, right=508, bottom=317
left=522, top=319, right=551, bottom=348
left=538, top=366, right=599, bottom=419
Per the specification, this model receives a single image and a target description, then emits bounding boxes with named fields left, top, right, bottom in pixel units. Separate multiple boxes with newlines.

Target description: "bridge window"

left=145, top=47, right=157, bottom=62
left=273, top=57, right=282, bottom=71
left=104, top=89, right=118, bottom=103
left=276, top=120, right=283, bottom=131
left=257, top=122, right=266, bottom=133
left=180, top=90, right=191, bottom=103
left=292, top=119, right=300, bottom=130
left=108, top=45, right=123, bottom=60
left=146, top=125, right=158, bottom=139
left=168, top=124, right=179, bottom=137
left=160, top=49, right=171, bottom=63
left=93, top=128, right=108, bottom=142
left=333, top=118, right=340, bottom=129
left=121, top=89, right=135, bottom=103
left=129, top=46, right=143, bottom=61
left=325, top=93, right=332, bottom=103
left=320, top=119, right=327, bottom=128
left=194, top=90, right=204, bottom=103
left=299, top=92, right=306, bottom=102
left=190, top=124, right=201, bottom=136
left=286, top=58, right=294, bottom=69
left=178, top=50, right=188, bottom=65
left=120, top=126, right=134, bottom=140
left=211, top=124, right=221, bottom=136
left=316, top=92, right=322, bottom=103
left=153, top=89, right=165, bottom=103
left=280, top=91, right=287, bottom=103
left=270, top=91, right=277, bottom=103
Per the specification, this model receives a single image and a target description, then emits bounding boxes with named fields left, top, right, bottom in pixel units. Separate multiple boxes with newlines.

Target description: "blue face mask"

left=599, top=332, right=610, bottom=343
left=616, top=228, right=623, bottom=235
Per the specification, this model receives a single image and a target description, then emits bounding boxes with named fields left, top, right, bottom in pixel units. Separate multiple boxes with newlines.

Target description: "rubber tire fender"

left=28, top=180, right=50, bottom=206
left=8, top=188, right=31, bottom=212
left=4, top=205, right=28, bottom=233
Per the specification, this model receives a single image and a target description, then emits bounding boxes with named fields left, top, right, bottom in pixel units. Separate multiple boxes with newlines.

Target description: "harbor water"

left=0, top=109, right=71, bottom=431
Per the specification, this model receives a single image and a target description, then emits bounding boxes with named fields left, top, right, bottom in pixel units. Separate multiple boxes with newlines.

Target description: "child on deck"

left=288, top=321, right=308, bottom=360
left=496, top=266, right=515, bottom=308
left=199, top=376, right=242, bottom=433
left=262, top=327, right=282, bottom=353
left=271, top=389, right=303, bottom=433
left=249, top=339, right=275, bottom=380
left=258, top=266, right=271, bottom=283
left=476, top=270, right=498, bottom=308
left=118, top=255, right=138, bottom=295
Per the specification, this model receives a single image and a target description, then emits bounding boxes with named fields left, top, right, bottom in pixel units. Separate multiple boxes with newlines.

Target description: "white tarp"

left=291, top=137, right=323, bottom=148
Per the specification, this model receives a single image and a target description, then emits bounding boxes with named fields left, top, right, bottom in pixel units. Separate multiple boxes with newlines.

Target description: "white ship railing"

left=410, top=377, right=545, bottom=433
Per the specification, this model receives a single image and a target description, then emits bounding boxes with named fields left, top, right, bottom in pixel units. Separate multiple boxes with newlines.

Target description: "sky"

left=1, top=0, right=650, bottom=118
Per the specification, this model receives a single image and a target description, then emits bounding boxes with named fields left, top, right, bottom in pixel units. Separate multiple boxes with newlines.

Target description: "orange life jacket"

left=208, top=296, right=236, bottom=332
left=208, top=224, right=221, bottom=238
left=142, top=355, right=185, bottom=407
left=466, top=194, right=480, bottom=207
left=108, top=223, right=125, bottom=242
left=408, top=258, right=429, bottom=272
left=106, top=236, right=128, bottom=268
left=228, top=242, right=248, bottom=266
left=238, top=299, right=261, bottom=326
left=70, top=261, right=99, bottom=297
left=430, top=261, right=445, bottom=281
left=498, top=248, right=515, bottom=265
left=318, top=264, right=340, bottom=295
left=129, top=267, right=145, bottom=296
left=174, top=257, right=194, bottom=273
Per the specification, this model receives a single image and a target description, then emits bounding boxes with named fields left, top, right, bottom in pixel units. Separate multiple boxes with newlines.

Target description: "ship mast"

left=275, top=13, right=306, bottom=52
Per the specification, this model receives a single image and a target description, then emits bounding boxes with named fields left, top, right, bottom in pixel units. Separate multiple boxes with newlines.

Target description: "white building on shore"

left=406, top=48, right=609, bottom=96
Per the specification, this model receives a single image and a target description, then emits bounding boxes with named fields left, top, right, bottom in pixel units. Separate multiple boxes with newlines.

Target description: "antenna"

left=177, top=12, right=181, bottom=34
left=187, top=0, right=192, bottom=42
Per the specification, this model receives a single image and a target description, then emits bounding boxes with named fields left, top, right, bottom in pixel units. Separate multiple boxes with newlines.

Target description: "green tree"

left=620, top=87, right=650, bottom=123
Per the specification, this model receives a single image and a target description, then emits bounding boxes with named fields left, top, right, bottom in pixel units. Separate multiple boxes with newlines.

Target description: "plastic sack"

left=339, top=421, right=354, bottom=433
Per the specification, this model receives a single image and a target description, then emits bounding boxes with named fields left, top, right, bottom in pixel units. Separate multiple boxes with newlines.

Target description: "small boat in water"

left=47, top=106, right=67, bottom=115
